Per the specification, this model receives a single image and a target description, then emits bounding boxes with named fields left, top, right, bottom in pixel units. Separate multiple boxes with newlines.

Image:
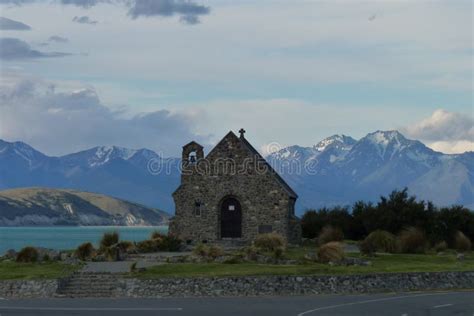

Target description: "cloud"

left=0, top=17, right=31, bottom=30
left=48, top=35, right=69, bottom=43
left=72, top=15, right=98, bottom=24
left=179, top=14, right=199, bottom=25
left=0, top=0, right=35, bottom=5
left=0, top=38, right=72, bottom=60
left=60, top=0, right=102, bottom=8
left=403, top=109, right=474, bottom=154
left=0, top=76, right=209, bottom=156
left=128, top=0, right=210, bottom=24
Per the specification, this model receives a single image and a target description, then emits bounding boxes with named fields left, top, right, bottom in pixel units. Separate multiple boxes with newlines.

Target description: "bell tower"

left=181, top=141, right=204, bottom=181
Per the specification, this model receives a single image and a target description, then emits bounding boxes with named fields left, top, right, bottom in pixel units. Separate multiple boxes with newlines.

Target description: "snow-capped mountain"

left=0, top=130, right=472, bottom=215
left=0, top=141, right=179, bottom=212
left=267, top=130, right=473, bottom=211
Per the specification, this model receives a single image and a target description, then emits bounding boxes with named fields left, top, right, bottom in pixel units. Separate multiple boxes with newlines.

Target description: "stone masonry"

left=170, top=130, right=301, bottom=244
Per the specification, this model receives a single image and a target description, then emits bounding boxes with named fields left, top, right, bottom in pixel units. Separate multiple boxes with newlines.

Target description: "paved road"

left=0, top=291, right=472, bottom=316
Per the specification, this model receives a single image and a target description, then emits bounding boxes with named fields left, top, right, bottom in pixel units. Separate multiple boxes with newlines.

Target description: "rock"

left=456, top=253, right=465, bottom=261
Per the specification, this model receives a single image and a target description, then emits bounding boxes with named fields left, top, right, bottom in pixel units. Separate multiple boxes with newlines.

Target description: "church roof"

left=238, top=134, right=298, bottom=199
left=206, top=130, right=298, bottom=199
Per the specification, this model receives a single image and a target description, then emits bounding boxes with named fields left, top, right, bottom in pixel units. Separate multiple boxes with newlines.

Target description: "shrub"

left=136, top=239, right=158, bottom=253
left=193, top=243, right=209, bottom=257
left=100, top=231, right=119, bottom=249
left=157, top=235, right=182, bottom=252
left=207, top=245, right=224, bottom=259
left=75, top=242, right=95, bottom=260
left=359, top=238, right=376, bottom=256
left=454, top=231, right=472, bottom=252
left=129, top=262, right=138, bottom=273
left=151, top=231, right=165, bottom=240
left=360, top=230, right=398, bottom=254
left=117, top=241, right=135, bottom=253
left=433, top=241, right=448, bottom=252
left=16, top=247, right=39, bottom=263
left=398, top=227, right=427, bottom=254
left=317, top=242, right=345, bottom=263
left=254, top=233, right=286, bottom=252
left=318, top=225, right=344, bottom=245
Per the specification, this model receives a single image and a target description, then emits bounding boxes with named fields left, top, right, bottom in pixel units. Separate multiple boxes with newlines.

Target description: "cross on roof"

left=239, top=128, right=246, bottom=138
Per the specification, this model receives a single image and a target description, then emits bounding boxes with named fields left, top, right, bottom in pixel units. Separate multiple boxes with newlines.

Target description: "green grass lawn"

left=0, top=261, right=79, bottom=280
left=137, top=252, right=474, bottom=279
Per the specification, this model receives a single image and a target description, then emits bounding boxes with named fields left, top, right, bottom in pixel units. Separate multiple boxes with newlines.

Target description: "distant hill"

left=0, top=131, right=472, bottom=215
left=0, top=187, right=169, bottom=226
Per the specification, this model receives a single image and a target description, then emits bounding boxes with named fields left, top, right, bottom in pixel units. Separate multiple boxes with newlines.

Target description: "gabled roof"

left=238, top=135, right=298, bottom=199
left=206, top=131, right=297, bottom=199
left=182, top=141, right=203, bottom=149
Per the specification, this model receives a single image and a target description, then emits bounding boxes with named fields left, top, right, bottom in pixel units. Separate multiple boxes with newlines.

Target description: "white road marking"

left=433, top=304, right=453, bottom=309
left=0, top=307, right=182, bottom=311
left=297, top=292, right=458, bottom=316
left=401, top=313, right=408, bottom=316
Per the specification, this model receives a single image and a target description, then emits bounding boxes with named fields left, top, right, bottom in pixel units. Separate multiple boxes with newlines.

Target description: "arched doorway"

left=220, top=196, right=242, bottom=238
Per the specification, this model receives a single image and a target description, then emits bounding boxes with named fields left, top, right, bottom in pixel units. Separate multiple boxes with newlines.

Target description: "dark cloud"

left=0, top=0, right=35, bottom=5
left=60, top=0, right=101, bottom=8
left=179, top=14, right=199, bottom=25
left=48, top=35, right=69, bottom=43
left=72, top=16, right=98, bottom=24
left=0, top=38, right=71, bottom=60
left=0, top=77, right=208, bottom=156
left=0, top=17, right=31, bottom=30
left=128, top=0, right=210, bottom=24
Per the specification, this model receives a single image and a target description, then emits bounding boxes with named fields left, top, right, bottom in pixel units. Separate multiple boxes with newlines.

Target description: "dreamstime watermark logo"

left=145, top=142, right=321, bottom=177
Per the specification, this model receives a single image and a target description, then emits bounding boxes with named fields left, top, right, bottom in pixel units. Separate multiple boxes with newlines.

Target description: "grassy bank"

left=0, top=261, right=79, bottom=280
left=137, top=252, right=474, bottom=279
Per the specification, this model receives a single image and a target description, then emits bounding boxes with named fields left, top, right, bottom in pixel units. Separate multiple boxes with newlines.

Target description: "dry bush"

left=157, top=234, right=182, bottom=251
left=136, top=239, right=158, bottom=253
left=433, top=241, right=448, bottom=253
left=117, top=241, right=135, bottom=253
left=16, top=247, right=39, bottom=263
left=254, top=233, right=286, bottom=252
left=398, top=227, right=427, bottom=254
left=318, top=225, right=344, bottom=245
left=317, top=241, right=345, bottom=263
left=75, top=242, right=95, bottom=260
left=360, top=230, right=398, bottom=255
left=208, top=245, right=224, bottom=259
left=100, top=231, right=119, bottom=249
left=151, top=231, right=165, bottom=240
left=454, top=231, right=472, bottom=252
left=193, top=243, right=209, bottom=257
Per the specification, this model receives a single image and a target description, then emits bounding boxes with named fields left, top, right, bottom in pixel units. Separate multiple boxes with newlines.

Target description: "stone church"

left=170, top=129, right=301, bottom=244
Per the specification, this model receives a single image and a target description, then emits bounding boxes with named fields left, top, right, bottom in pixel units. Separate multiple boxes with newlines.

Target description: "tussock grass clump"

left=398, top=227, right=427, bottom=254
left=318, top=225, right=344, bottom=246
left=158, top=234, right=182, bottom=252
left=254, top=233, right=286, bottom=252
left=75, top=242, right=95, bottom=261
left=16, top=247, right=39, bottom=263
left=136, top=239, right=158, bottom=253
left=317, top=241, right=345, bottom=263
left=433, top=241, right=448, bottom=252
left=454, top=231, right=472, bottom=252
left=359, top=230, right=398, bottom=256
left=100, top=231, right=119, bottom=249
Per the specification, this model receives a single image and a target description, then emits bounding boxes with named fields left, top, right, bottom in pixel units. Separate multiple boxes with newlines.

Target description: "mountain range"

left=0, top=130, right=472, bottom=216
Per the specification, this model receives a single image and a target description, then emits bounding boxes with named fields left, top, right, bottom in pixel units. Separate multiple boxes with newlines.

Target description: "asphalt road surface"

left=0, top=291, right=472, bottom=316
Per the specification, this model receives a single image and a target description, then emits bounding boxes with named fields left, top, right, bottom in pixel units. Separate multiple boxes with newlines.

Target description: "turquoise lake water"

left=0, top=226, right=168, bottom=254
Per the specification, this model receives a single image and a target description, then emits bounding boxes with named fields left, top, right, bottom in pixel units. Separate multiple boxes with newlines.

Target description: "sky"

left=0, top=0, right=472, bottom=157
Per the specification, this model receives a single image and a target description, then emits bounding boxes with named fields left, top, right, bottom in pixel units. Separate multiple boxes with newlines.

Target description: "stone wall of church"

left=171, top=132, right=299, bottom=243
